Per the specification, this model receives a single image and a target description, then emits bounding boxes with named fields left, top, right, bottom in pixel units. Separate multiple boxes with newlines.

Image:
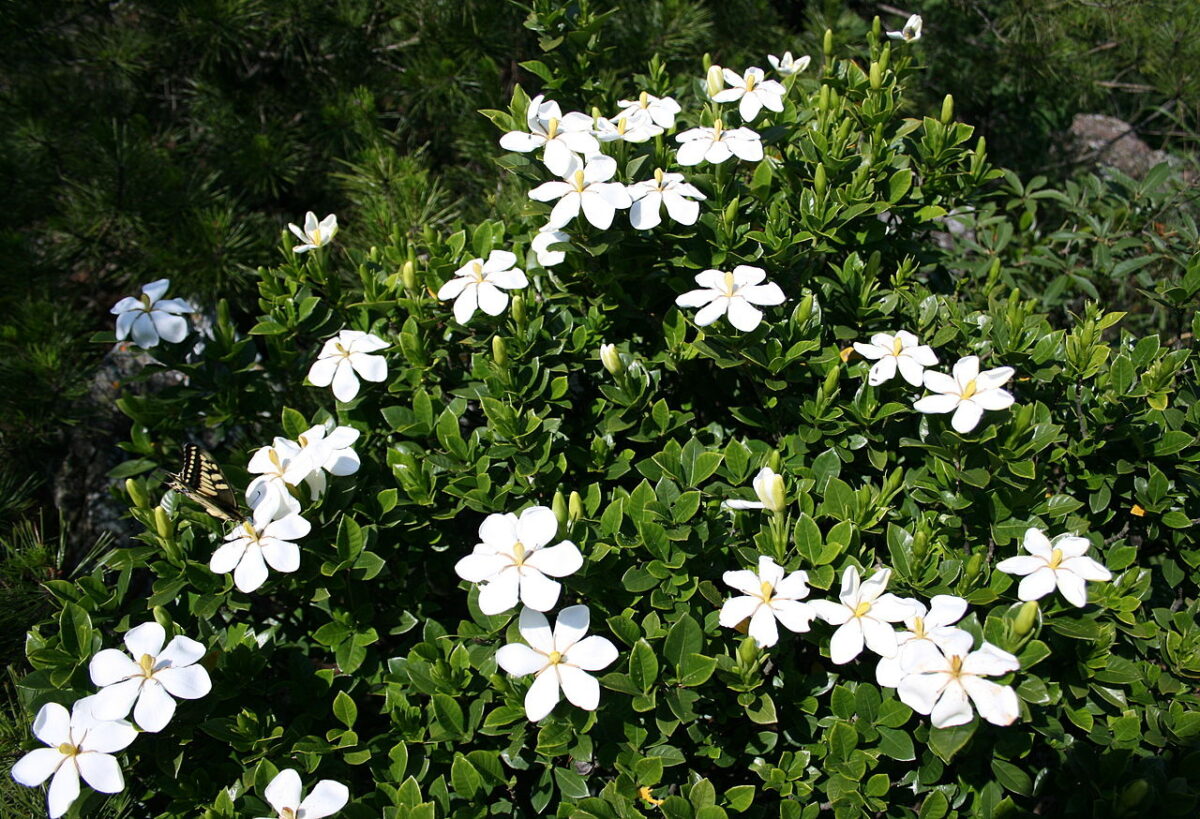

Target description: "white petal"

left=720, top=596, right=761, bottom=628
left=210, top=539, right=248, bottom=575
left=113, top=310, right=137, bottom=340
left=926, top=595, right=968, bottom=628
left=922, top=370, right=960, bottom=395
left=747, top=604, right=780, bottom=647
left=662, top=192, right=700, bottom=226
left=629, top=193, right=662, bottom=230
left=129, top=312, right=160, bottom=347
left=1055, top=571, right=1090, bottom=607
left=496, top=644, right=546, bottom=677
left=551, top=605, right=591, bottom=652
left=500, top=131, right=545, bottom=153
left=1023, top=528, right=1054, bottom=559
left=974, top=388, right=1014, bottom=411
left=898, top=672, right=947, bottom=715
left=580, top=193, right=616, bottom=229
left=895, top=355, right=926, bottom=387
left=455, top=550, right=507, bottom=583
left=518, top=569, right=562, bottom=612
left=155, top=665, right=212, bottom=701
left=952, top=356, right=980, bottom=385
left=860, top=616, right=900, bottom=658
left=962, top=677, right=1020, bottom=726
left=524, top=539, right=583, bottom=576
left=870, top=593, right=919, bottom=622
left=694, top=297, right=729, bottom=327
left=771, top=600, right=815, bottom=634
left=11, top=748, right=65, bottom=787
left=558, top=665, right=600, bottom=710
left=514, top=507, right=558, bottom=549
left=565, top=635, right=617, bottom=671
left=675, top=139, right=711, bottom=166
left=233, top=545, right=269, bottom=593
left=726, top=136, right=762, bottom=162
left=150, top=312, right=189, bottom=344
left=995, top=555, right=1045, bottom=576
left=773, top=571, right=809, bottom=600
left=89, top=649, right=140, bottom=687
left=75, top=716, right=135, bottom=754
left=47, top=761, right=80, bottom=819
left=828, top=620, right=865, bottom=664
left=930, top=683, right=975, bottom=728
left=132, top=680, right=177, bottom=732
left=963, top=643, right=1020, bottom=676
left=265, top=769, right=303, bottom=814
left=524, top=669, right=561, bottom=721
left=739, top=93, right=763, bottom=122
left=437, top=276, right=469, bottom=300
left=299, top=780, right=351, bottom=819
left=518, top=607, right=555, bottom=654
left=976, top=366, right=1015, bottom=390
left=156, top=635, right=205, bottom=669
left=950, top=400, right=984, bottom=433
left=675, top=288, right=718, bottom=309
left=477, top=569, right=521, bottom=615
left=475, top=282, right=510, bottom=316
left=875, top=654, right=904, bottom=688
left=808, top=599, right=851, bottom=626
left=306, top=357, right=339, bottom=388
left=868, top=357, right=897, bottom=386
left=330, top=361, right=361, bottom=403
left=1017, top=567, right=1058, bottom=602
left=725, top=298, right=764, bottom=332
left=90, top=678, right=143, bottom=721
left=349, top=352, right=388, bottom=383
left=76, top=752, right=124, bottom=794
left=1061, top=555, right=1111, bottom=582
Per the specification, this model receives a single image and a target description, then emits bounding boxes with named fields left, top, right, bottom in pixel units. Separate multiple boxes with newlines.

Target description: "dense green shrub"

left=8, top=7, right=1200, bottom=819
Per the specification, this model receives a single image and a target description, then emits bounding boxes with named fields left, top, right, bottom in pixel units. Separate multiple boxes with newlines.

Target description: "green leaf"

left=553, top=766, right=589, bottom=800
left=990, top=759, right=1032, bottom=796
left=928, top=720, right=976, bottom=763
left=58, top=603, right=93, bottom=658
left=332, top=691, right=358, bottom=729
left=664, top=615, right=702, bottom=670
left=451, top=754, right=482, bottom=799
left=876, top=726, right=915, bottom=761
left=629, top=639, right=659, bottom=692
left=432, top=693, right=465, bottom=737
left=678, top=654, right=717, bottom=687
left=724, top=785, right=755, bottom=812
left=680, top=439, right=722, bottom=487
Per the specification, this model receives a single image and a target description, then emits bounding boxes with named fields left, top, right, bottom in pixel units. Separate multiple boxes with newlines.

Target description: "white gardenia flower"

left=530, top=227, right=570, bottom=267
left=887, top=14, right=923, bottom=42
left=499, top=94, right=600, bottom=177
left=110, top=278, right=196, bottom=349
left=594, top=108, right=662, bottom=143
left=853, top=331, right=939, bottom=387
left=767, top=51, right=810, bottom=76
left=675, top=120, right=764, bottom=166
left=496, top=606, right=618, bottom=722
left=455, top=506, right=583, bottom=615
left=258, top=768, right=349, bottom=819
left=898, top=638, right=1021, bottom=728
left=875, top=595, right=971, bottom=688
left=675, top=265, right=785, bottom=332
left=712, top=67, right=787, bottom=122
left=628, top=168, right=706, bottom=230
left=437, top=250, right=529, bottom=325
left=288, top=212, right=338, bottom=253
left=616, top=91, right=681, bottom=129
left=306, top=329, right=389, bottom=403
left=719, top=556, right=815, bottom=648
left=11, top=697, right=137, bottom=819
left=809, top=566, right=920, bottom=664
left=913, top=355, right=1015, bottom=433
left=289, top=424, right=361, bottom=499
left=996, top=528, right=1112, bottom=607
left=88, top=622, right=212, bottom=732
left=722, top=467, right=785, bottom=513
left=529, top=154, right=632, bottom=230
left=211, top=514, right=310, bottom=593
left=246, top=442, right=303, bottom=525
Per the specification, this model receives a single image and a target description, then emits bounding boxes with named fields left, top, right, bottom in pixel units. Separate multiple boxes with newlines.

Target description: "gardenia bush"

left=12, top=12, right=1200, bottom=819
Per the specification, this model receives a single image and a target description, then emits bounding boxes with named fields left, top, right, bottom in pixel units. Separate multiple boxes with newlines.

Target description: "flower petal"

left=995, top=555, right=1045, bottom=576
left=76, top=752, right=124, bottom=794
left=475, top=282, right=510, bottom=316
left=828, top=620, right=865, bottom=664
left=155, top=665, right=212, bottom=701
left=518, top=607, right=554, bottom=654
left=895, top=355, right=926, bottom=387
left=1055, top=570, right=1090, bottom=607
left=771, top=600, right=815, bottom=634
left=90, top=678, right=144, bottom=721
left=124, top=621, right=166, bottom=659
left=929, top=683, right=975, bottom=728
left=517, top=569, right=562, bottom=612
left=1061, top=555, right=1112, bottom=582
left=307, top=357, right=339, bottom=388
left=1017, top=567, right=1058, bottom=602
left=455, top=551, right=507, bottom=583
left=898, top=672, right=947, bottom=715
left=720, top=596, right=761, bottom=628
left=265, top=769, right=303, bottom=814
left=132, top=679, right=176, bottom=732
left=558, top=665, right=600, bottom=710
left=496, top=644, right=546, bottom=677
left=1023, top=528, right=1053, bottom=559
left=524, top=668, right=561, bottom=721
left=860, top=616, right=900, bottom=658
left=232, top=545, right=269, bottom=593
left=330, top=361, right=361, bottom=403
left=868, top=357, right=898, bottom=386
left=962, top=677, right=1019, bottom=726
left=726, top=298, right=765, bottom=332
left=747, top=604, right=779, bottom=647
left=47, top=761, right=80, bottom=819
left=551, top=605, right=591, bottom=652
left=129, top=312, right=160, bottom=347
left=156, top=635, right=205, bottom=669
left=477, top=568, right=521, bottom=616
left=950, top=400, right=984, bottom=433
left=694, top=297, right=729, bottom=327
left=261, top=539, right=300, bottom=573
left=515, top=507, right=558, bottom=549
left=565, top=636, right=618, bottom=672
left=350, top=352, right=387, bottom=383
left=89, top=649, right=140, bottom=687
left=150, top=312, right=189, bottom=344
left=808, top=599, right=851, bottom=626
left=299, top=780, right=351, bottom=819
left=11, top=748, right=64, bottom=787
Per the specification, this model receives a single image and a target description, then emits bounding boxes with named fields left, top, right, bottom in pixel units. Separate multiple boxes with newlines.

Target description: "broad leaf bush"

left=14, top=12, right=1200, bottom=819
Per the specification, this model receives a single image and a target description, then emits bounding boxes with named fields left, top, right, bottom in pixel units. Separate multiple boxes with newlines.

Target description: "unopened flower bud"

left=752, top=467, right=786, bottom=513
left=401, top=260, right=416, bottom=291
left=794, top=291, right=814, bottom=326
left=823, top=364, right=840, bottom=395
left=568, top=491, right=583, bottom=523
left=869, top=61, right=882, bottom=90
left=912, top=529, right=929, bottom=558
left=706, top=64, right=725, bottom=98
left=600, top=343, right=624, bottom=376
left=492, top=335, right=507, bottom=367
left=872, top=16, right=882, bottom=40
left=879, top=43, right=891, bottom=72
left=1013, top=600, right=1039, bottom=636
left=552, top=491, right=567, bottom=528
left=823, top=28, right=834, bottom=58
left=154, top=506, right=173, bottom=540
left=814, top=163, right=827, bottom=197
left=941, top=94, right=954, bottom=125
left=737, top=635, right=759, bottom=665
left=126, top=478, right=149, bottom=510
left=767, top=450, right=782, bottom=473
left=1118, top=779, right=1149, bottom=809
left=964, top=551, right=984, bottom=582
left=818, top=84, right=830, bottom=111
left=511, top=293, right=526, bottom=325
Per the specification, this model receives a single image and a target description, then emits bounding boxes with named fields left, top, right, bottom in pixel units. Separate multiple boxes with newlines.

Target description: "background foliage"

left=2, top=1, right=1198, bottom=817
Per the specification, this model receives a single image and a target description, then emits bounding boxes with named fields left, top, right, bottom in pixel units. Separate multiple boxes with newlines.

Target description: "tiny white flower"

left=898, top=640, right=1021, bottom=728
left=246, top=442, right=303, bottom=525
left=599, top=343, right=624, bottom=376
left=211, top=514, right=310, bottom=593
left=875, top=594, right=971, bottom=688
left=528, top=154, right=633, bottom=230
left=616, top=91, right=682, bottom=129
left=530, top=226, right=570, bottom=267
left=995, top=528, right=1112, bottom=607
left=288, top=212, right=338, bottom=253
left=675, top=120, right=764, bottom=166
left=258, top=768, right=349, bottom=819
left=437, top=250, right=529, bottom=325
left=594, top=108, right=662, bottom=143
left=809, top=566, right=920, bottom=664
left=853, top=330, right=939, bottom=387
left=719, top=556, right=815, bottom=648
left=887, top=14, right=923, bottom=42
left=88, top=622, right=212, bottom=732
left=675, top=265, right=785, bottom=332
left=110, top=278, right=195, bottom=349
left=10, top=698, right=137, bottom=819
left=627, top=168, right=706, bottom=230
left=495, top=606, right=618, bottom=722
left=767, top=51, right=810, bottom=76
left=711, top=67, right=787, bottom=122
left=499, top=94, right=600, bottom=177
left=306, top=329, right=389, bottom=403
left=455, top=506, right=583, bottom=615
left=288, top=424, right=361, bottom=499
left=913, top=355, right=1015, bottom=433
left=722, top=467, right=785, bottom=513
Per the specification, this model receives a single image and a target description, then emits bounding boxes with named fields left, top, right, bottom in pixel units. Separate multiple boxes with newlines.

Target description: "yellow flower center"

left=745, top=74, right=757, bottom=92
left=546, top=118, right=560, bottom=140
left=638, top=91, right=650, bottom=109
left=723, top=271, right=736, bottom=295
left=891, top=337, right=904, bottom=356
left=759, top=580, right=775, bottom=603
left=912, top=616, right=926, bottom=639
left=572, top=169, right=586, bottom=192
left=139, top=653, right=156, bottom=677
left=547, top=650, right=563, bottom=665
left=1048, top=548, right=1064, bottom=569
left=961, top=379, right=977, bottom=400
left=334, top=342, right=351, bottom=359
left=139, top=293, right=154, bottom=312
left=854, top=601, right=872, bottom=617
left=654, top=168, right=665, bottom=188
left=310, top=228, right=322, bottom=244
left=269, top=449, right=284, bottom=471
left=471, top=260, right=485, bottom=283
left=712, top=119, right=724, bottom=140
left=512, top=541, right=526, bottom=565
left=281, top=809, right=296, bottom=819
left=617, top=118, right=628, bottom=135
left=948, top=655, right=964, bottom=678
left=57, top=743, right=79, bottom=757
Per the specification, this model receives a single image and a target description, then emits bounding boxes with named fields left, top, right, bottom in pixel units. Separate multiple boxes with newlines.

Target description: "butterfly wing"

left=169, top=444, right=245, bottom=522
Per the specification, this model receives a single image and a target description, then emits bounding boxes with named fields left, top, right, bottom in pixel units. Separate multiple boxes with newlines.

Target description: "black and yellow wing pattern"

left=168, top=443, right=246, bottom=522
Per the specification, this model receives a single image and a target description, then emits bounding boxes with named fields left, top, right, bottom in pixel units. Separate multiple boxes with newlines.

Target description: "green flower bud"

left=600, top=343, right=624, bottom=376
left=814, top=163, right=827, bottom=198
left=823, top=364, right=840, bottom=395
left=869, top=61, right=882, bottom=90
left=1013, top=600, right=1039, bottom=637
left=401, top=260, right=416, bottom=291
left=492, top=335, right=507, bottom=367
left=794, top=292, right=814, bottom=326
left=965, top=551, right=984, bottom=582
left=154, top=506, right=173, bottom=540
left=940, top=94, right=954, bottom=125
left=823, top=28, right=834, bottom=58
left=913, top=529, right=929, bottom=558
left=879, top=43, right=891, bottom=73
left=1118, top=779, right=1149, bottom=809
left=767, top=450, right=782, bottom=473
left=706, top=64, right=725, bottom=98
left=818, top=84, right=830, bottom=112
left=568, top=491, right=583, bottom=523
left=126, top=478, right=149, bottom=510
left=511, top=293, right=526, bottom=325
left=552, top=491, right=567, bottom=528
left=872, top=16, right=882, bottom=40
left=737, top=635, right=759, bottom=666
